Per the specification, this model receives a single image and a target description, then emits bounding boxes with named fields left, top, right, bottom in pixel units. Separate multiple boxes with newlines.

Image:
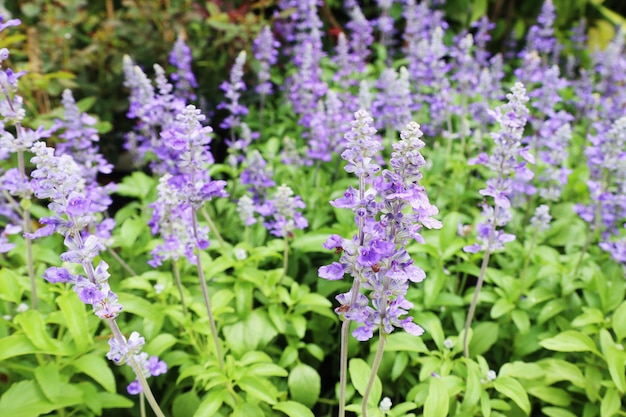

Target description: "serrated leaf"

left=540, top=331, right=600, bottom=355
left=289, top=363, right=320, bottom=408
left=72, top=354, right=116, bottom=393
left=273, top=401, right=315, bottom=417
left=493, top=376, right=530, bottom=414
left=423, top=377, right=449, bottom=417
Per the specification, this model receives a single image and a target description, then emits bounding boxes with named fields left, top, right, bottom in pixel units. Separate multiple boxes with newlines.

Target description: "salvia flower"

left=464, top=82, right=534, bottom=253
left=218, top=51, right=248, bottom=130
left=319, top=111, right=440, bottom=341
left=263, top=184, right=308, bottom=238
left=253, top=26, right=279, bottom=97
left=168, top=36, right=198, bottom=101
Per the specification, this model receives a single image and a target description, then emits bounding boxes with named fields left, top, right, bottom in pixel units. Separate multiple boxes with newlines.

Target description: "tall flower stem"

left=338, top=279, right=361, bottom=417
left=172, top=260, right=188, bottom=316
left=16, top=131, right=37, bottom=310
left=463, top=215, right=495, bottom=358
left=282, top=238, right=289, bottom=279
left=108, top=320, right=166, bottom=417
left=107, top=247, right=137, bottom=277
left=362, top=335, right=387, bottom=417
left=192, top=208, right=224, bottom=371
left=201, top=206, right=226, bottom=248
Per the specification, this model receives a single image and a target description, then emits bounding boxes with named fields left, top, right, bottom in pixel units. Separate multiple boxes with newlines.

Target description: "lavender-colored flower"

left=373, top=67, right=413, bottom=132
left=320, top=112, right=440, bottom=341
left=52, top=89, right=112, bottom=179
left=263, top=184, right=308, bottom=238
left=523, top=0, right=559, bottom=60
left=218, top=51, right=248, bottom=130
left=168, top=36, right=198, bottom=101
left=464, top=83, right=533, bottom=253
left=253, top=26, right=279, bottom=96
left=530, top=204, right=551, bottom=232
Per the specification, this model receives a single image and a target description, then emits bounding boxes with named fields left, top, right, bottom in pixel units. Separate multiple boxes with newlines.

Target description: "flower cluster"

left=319, top=110, right=441, bottom=341
left=168, top=36, right=198, bottom=102
left=27, top=140, right=166, bottom=393
left=218, top=51, right=248, bottom=130
left=149, top=105, right=227, bottom=264
left=253, top=26, right=279, bottom=97
left=464, top=83, right=534, bottom=253
left=107, top=332, right=168, bottom=395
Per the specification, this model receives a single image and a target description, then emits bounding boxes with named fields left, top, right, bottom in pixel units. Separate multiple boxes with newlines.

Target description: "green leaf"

left=538, top=359, right=585, bottom=388
left=527, top=386, right=571, bottom=407
left=96, top=391, right=133, bottom=409
left=223, top=310, right=278, bottom=355
left=0, top=334, right=38, bottom=361
left=491, top=298, right=515, bottom=319
left=499, top=362, right=544, bottom=380
left=462, top=359, right=482, bottom=409
left=14, top=310, right=66, bottom=353
left=194, top=389, right=228, bottom=417
left=539, top=331, right=600, bottom=356
left=238, top=376, right=278, bottom=404
left=232, top=402, right=265, bottom=417
left=0, top=379, right=83, bottom=417
left=288, top=363, right=320, bottom=408
left=391, top=352, right=409, bottom=381
left=423, top=377, right=449, bottom=417
left=612, top=300, right=626, bottom=341
left=542, top=408, right=577, bottom=417
left=384, top=332, right=429, bottom=353
left=469, top=322, right=499, bottom=356
left=34, top=364, right=61, bottom=402
left=174, top=391, right=201, bottom=417
left=115, top=171, right=155, bottom=200
left=600, top=388, right=620, bottom=417
left=493, top=376, right=530, bottom=414
left=57, top=292, right=91, bottom=352
left=604, top=344, right=626, bottom=393
left=0, top=268, right=24, bottom=303
left=273, top=401, right=315, bottom=417
left=511, top=310, right=530, bottom=334
left=349, top=358, right=382, bottom=406
left=145, top=333, right=178, bottom=357
left=72, top=354, right=116, bottom=393
left=247, top=363, right=288, bottom=378
left=118, top=216, right=145, bottom=249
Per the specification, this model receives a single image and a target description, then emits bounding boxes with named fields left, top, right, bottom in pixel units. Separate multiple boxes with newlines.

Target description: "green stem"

left=192, top=208, right=224, bottom=371
left=139, top=392, right=146, bottom=417
left=338, top=279, right=361, bottom=417
left=172, top=260, right=188, bottom=316
left=108, top=320, right=166, bottom=417
left=520, top=231, right=538, bottom=291
left=201, top=206, right=226, bottom=248
left=362, top=336, right=387, bottom=417
left=463, top=248, right=492, bottom=358
left=107, top=247, right=137, bottom=277
left=282, top=238, right=289, bottom=279
left=17, top=144, right=37, bottom=311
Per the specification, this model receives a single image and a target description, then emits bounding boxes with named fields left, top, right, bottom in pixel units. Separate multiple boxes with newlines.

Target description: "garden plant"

left=0, top=0, right=625, bottom=416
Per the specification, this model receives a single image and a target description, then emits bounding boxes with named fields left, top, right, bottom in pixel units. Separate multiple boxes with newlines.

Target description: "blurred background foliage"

left=1, top=0, right=625, bottom=167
